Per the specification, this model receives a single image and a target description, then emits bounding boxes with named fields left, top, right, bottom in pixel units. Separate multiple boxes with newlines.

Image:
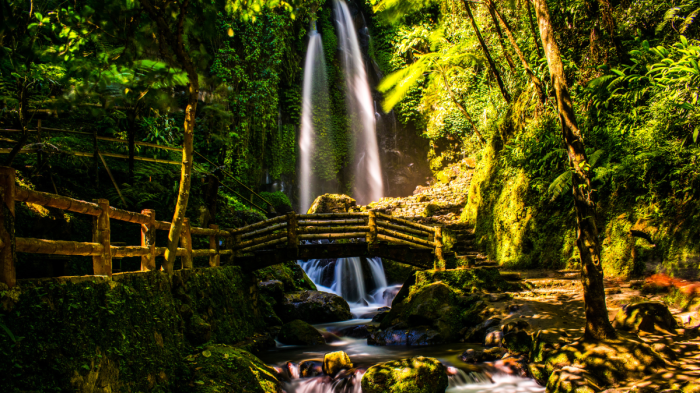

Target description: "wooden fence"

left=0, top=167, right=443, bottom=288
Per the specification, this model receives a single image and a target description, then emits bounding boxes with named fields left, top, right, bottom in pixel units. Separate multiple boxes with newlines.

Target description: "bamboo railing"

left=0, top=167, right=444, bottom=288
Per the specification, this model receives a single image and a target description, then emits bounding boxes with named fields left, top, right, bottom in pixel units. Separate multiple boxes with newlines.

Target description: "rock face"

left=277, top=320, right=325, bottom=346
left=612, top=302, right=679, bottom=333
left=361, top=356, right=449, bottom=393
left=188, top=345, right=281, bottom=393
left=307, top=194, right=357, bottom=214
left=463, top=317, right=502, bottom=343
left=323, top=351, right=353, bottom=375
left=368, top=325, right=444, bottom=346
left=277, top=291, right=352, bottom=324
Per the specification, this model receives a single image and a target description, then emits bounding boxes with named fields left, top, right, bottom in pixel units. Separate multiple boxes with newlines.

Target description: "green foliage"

left=259, top=191, right=292, bottom=212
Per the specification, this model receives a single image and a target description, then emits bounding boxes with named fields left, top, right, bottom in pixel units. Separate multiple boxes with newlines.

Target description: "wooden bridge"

left=0, top=167, right=443, bottom=288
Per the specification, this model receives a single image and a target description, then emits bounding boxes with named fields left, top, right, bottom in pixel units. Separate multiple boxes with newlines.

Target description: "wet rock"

left=372, top=309, right=391, bottom=323
left=278, top=291, right=352, bottom=324
left=483, top=347, right=507, bottom=361
left=323, top=351, right=353, bottom=375
left=299, top=360, right=323, bottom=378
left=258, top=280, right=284, bottom=299
left=531, top=330, right=568, bottom=363
left=187, top=315, right=212, bottom=345
left=307, top=194, right=357, bottom=214
left=502, top=319, right=530, bottom=335
left=336, top=325, right=371, bottom=339
left=613, top=302, right=679, bottom=333
left=460, top=349, right=482, bottom=363
left=490, top=355, right=529, bottom=377
left=503, top=330, right=533, bottom=354
left=277, top=320, right=325, bottom=346
left=367, top=326, right=444, bottom=346
left=187, top=345, right=281, bottom=393
left=484, top=327, right=503, bottom=347
left=361, top=356, right=449, bottom=393
left=462, top=317, right=502, bottom=343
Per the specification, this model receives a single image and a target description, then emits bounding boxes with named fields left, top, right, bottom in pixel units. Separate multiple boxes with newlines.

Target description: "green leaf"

left=694, top=126, right=699, bottom=143
left=202, top=350, right=211, bottom=358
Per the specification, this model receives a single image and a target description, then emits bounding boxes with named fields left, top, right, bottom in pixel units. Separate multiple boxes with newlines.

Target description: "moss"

left=414, top=267, right=510, bottom=294
left=182, top=345, right=281, bottom=393
left=253, top=261, right=317, bottom=292
left=361, top=356, right=448, bottom=393
left=277, top=320, right=325, bottom=346
left=0, top=266, right=271, bottom=392
left=382, top=259, right=419, bottom=285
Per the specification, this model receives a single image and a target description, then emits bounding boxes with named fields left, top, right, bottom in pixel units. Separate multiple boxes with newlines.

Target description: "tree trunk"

left=531, top=0, right=616, bottom=341
left=596, top=0, right=626, bottom=64
left=462, top=0, right=511, bottom=103
left=488, top=0, right=546, bottom=103
left=127, top=110, right=136, bottom=184
left=141, top=0, right=198, bottom=273
left=527, top=0, right=544, bottom=59
left=485, top=4, right=517, bottom=73
left=5, top=80, right=31, bottom=167
left=441, top=70, right=486, bottom=144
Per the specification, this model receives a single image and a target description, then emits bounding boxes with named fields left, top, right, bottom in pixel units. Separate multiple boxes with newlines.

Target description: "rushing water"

left=333, top=0, right=383, bottom=204
left=299, top=23, right=331, bottom=213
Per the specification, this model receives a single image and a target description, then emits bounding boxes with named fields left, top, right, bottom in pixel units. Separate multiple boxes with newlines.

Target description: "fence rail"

left=0, top=167, right=444, bottom=288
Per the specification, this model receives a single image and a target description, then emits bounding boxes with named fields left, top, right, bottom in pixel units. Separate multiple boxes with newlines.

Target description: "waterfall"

left=333, top=0, right=383, bottom=205
left=299, top=24, right=330, bottom=213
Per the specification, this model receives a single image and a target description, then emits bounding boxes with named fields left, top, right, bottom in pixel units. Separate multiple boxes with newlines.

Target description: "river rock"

left=368, top=325, right=444, bottom=346
left=531, top=330, right=568, bottom=363
left=484, top=327, right=503, bottom=347
left=503, top=330, right=532, bottom=354
left=612, top=302, right=679, bottom=333
left=187, top=345, right=281, bottom=393
left=463, top=317, right=502, bottom=343
left=361, top=356, right=449, bottom=393
left=335, top=325, right=371, bottom=339
left=278, top=291, right=352, bottom=324
left=299, top=360, right=323, bottom=378
left=323, top=351, right=353, bottom=375
left=546, top=366, right=602, bottom=393
left=460, top=348, right=482, bottom=363
left=277, top=320, right=325, bottom=346
left=502, top=319, right=530, bottom=335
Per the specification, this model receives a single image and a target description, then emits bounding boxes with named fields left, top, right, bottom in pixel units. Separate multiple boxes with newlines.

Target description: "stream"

left=259, top=257, right=545, bottom=393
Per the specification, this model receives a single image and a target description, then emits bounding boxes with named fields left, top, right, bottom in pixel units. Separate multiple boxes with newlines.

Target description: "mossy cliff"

left=0, top=264, right=292, bottom=392
left=461, top=138, right=700, bottom=277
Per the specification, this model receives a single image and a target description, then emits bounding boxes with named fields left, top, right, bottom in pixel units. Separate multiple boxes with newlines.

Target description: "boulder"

left=299, top=360, right=323, bottom=378
left=546, top=366, right=602, bottom=393
left=361, top=356, right=449, bottom=393
left=323, top=351, right=353, bottom=375
left=484, top=327, right=503, bottom=347
left=277, top=320, right=325, bottom=346
left=613, top=302, right=679, bottom=333
left=336, top=325, right=371, bottom=339
left=278, top=291, right=352, bottom=324
left=460, top=348, right=482, bottom=363
left=187, top=345, right=281, bottom=393
left=307, top=194, right=357, bottom=214
left=503, top=330, right=532, bottom=354
left=531, top=330, right=568, bottom=363
left=502, top=319, right=530, bottom=335
left=483, top=347, right=507, bottom=361
left=463, top=317, right=502, bottom=343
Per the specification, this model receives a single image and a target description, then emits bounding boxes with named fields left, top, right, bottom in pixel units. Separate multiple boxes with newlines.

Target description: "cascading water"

left=299, top=23, right=331, bottom=213
left=333, top=0, right=383, bottom=205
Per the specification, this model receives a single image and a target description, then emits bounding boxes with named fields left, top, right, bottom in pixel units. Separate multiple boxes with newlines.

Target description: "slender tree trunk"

left=527, top=0, right=544, bottom=59
left=488, top=0, right=546, bottom=103
left=485, top=4, right=517, bottom=73
left=531, top=0, right=616, bottom=341
left=141, top=0, right=198, bottom=273
left=441, top=71, right=486, bottom=144
left=127, top=110, right=136, bottom=184
left=5, top=81, right=31, bottom=166
left=597, top=0, right=626, bottom=63
left=462, top=0, right=511, bottom=103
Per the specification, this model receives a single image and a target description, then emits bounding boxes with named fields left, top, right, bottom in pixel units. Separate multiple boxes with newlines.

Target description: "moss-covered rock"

left=254, top=261, right=317, bottom=293
left=307, top=194, right=357, bottom=214
left=546, top=367, right=602, bottom=393
left=277, top=320, right=325, bottom=346
left=0, top=266, right=271, bottom=392
left=612, top=302, right=679, bottom=333
left=184, top=345, right=281, bottom=393
left=361, top=356, right=449, bottom=393
left=503, top=330, right=533, bottom=354
left=323, top=351, right=353, bottom=375
left=413, top=267, right=511, bottom=293
left=278, top=290, right=351, bottom=323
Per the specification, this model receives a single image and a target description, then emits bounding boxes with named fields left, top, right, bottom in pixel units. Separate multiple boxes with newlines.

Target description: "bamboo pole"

left=16, top=238, right=104, bottom=256
left=140, top=209, right=156, bottom=271
left=180, top=218, right=193, bottom=269
left=1, top=128, right=182, bottom=151
left=298, top=225, right=369, bottom=234
left=0, top=167, right=16, bottom=287
left=98, top=152, right=127, bottom=207
left=376, top=212, right=436, bottom=233
left=376, top=220, right=431, bottom=237
left=367, top=210, right=377, bottom=246
left=154, top=247, right=187, bottom=257
left=190, top=226, right=232, bottom=237
left=296, top=213, right=368, bottom=219
left=112, top=246, right=151, bottom=258
left=287, top=211, right=298, bottom=251
left=239, top=237, right=286, bottom=254
left=236, top=232, right=287, bottom=250
left=377, top=227, right=436, bottom=248
left=376, top=234, right=433, bottom=250
left=208, top=224, right=220, bottom=267
left=231, top=215, right=286, bottom=235
left=435, top=225, right=445, bottom=270
left=92, top=199, right=112, bottom=276
left=298, top=232, right=367, bottom=241
left=241, top=222, right=286, bottom=239
left=297, top=218, right=366, bottom=226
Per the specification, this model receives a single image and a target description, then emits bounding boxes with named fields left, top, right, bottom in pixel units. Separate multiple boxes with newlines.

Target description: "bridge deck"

left=233, top=242, right=434, bottom=272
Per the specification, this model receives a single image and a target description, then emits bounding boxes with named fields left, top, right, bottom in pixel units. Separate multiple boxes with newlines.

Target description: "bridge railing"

left=0, top=166, right=444, bottom=288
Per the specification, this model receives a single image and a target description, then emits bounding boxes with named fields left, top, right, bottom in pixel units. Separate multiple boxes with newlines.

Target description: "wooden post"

left=287, top=211, right=298, bottom=255
left=36, top=119, right=43, bottom=170
left=180, top=217, right=193, bottom=269
left=209, top=224, right=220, bottom=267
left=366, top=210, right=377, bottom=247
left=234, top=233, right=243, bottom=258
left=0, top=167, right=16, bottom=288
left=92, top=130, right=99, bottom=188
left=92, top=199, right=112, bottom=277
left=434, top=225, right=445, bottom=271
left=140, top=209, right=156, bottom=271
